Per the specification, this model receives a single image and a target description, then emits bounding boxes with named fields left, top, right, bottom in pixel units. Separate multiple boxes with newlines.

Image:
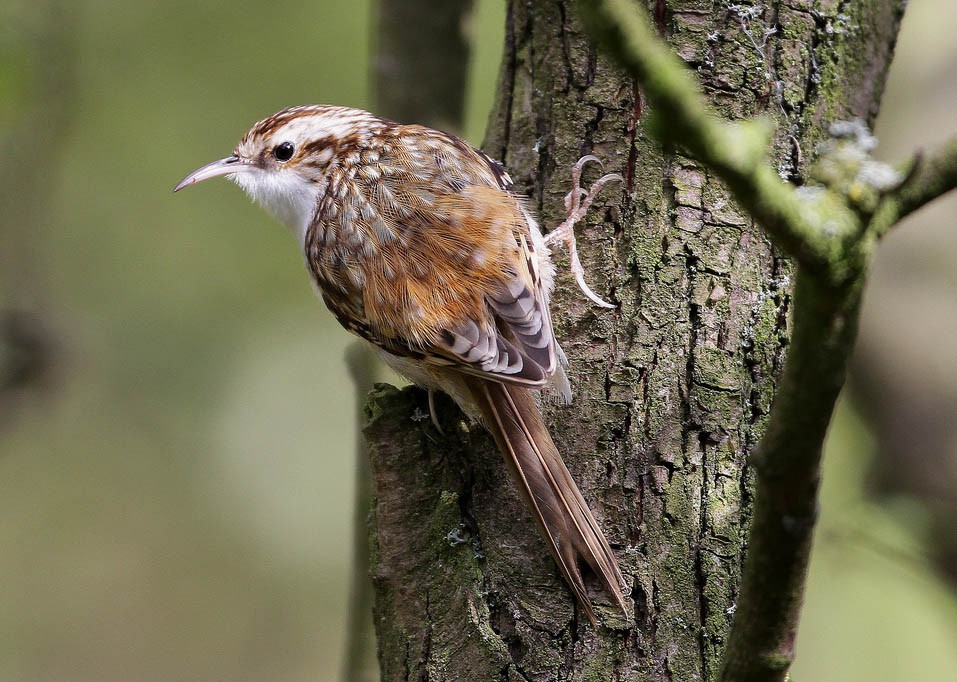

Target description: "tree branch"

left=872, top=135, right=957, bottom=236
left=719, top=273, right=863, bottom=681
left=577, top=0, right=949, bottom=680
left=358, top=0, right=922, bottom=675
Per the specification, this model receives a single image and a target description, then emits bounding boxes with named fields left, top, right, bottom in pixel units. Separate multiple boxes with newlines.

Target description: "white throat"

left=231, top=169, right=319, bottom=245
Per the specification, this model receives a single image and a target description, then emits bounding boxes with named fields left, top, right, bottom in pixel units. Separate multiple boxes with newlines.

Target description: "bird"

left=174, top=104, right=627, bottom=623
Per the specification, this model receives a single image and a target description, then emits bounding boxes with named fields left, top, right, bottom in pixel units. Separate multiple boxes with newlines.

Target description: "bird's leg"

left=544, top=155, right=622, bottom=309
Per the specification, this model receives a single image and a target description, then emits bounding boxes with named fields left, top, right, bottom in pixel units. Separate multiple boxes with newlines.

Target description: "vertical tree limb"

left=373, top=0, right=474, bottom=132
left=0, top=0, right=77, bottom=420
left=719, top=274, right=863, bottom=681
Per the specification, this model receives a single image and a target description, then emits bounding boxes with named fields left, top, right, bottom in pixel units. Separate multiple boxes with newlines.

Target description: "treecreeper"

left=175, top=104, right=627, bottom=623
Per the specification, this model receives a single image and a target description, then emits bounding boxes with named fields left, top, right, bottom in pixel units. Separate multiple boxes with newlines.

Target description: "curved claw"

left=551, top=155, right=622, bottom=310
left=575, top=270, right=616, bottom=308
left=427, top=389, right=445, bottom=435
left=583, top=173, right=624, bottom=204
left=564, top=231, right=615, bottom=309
left=594, top=172, right=624, bottom=188
left=576, top=173, right=624, bottom=218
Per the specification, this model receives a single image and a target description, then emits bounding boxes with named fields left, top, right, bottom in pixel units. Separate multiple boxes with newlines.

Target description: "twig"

left=871, top=135, right=957, bottom=236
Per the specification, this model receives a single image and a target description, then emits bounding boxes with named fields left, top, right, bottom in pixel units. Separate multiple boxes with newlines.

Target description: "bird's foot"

left=544, top=155, right=622, bottom=309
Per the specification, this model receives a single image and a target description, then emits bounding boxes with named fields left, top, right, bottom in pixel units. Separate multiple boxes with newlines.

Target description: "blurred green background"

left=0, top=1, right=954, bottom=680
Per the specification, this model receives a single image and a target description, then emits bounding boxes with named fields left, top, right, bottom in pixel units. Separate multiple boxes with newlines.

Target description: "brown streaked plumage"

left=174, top=104, right=627, bottom=624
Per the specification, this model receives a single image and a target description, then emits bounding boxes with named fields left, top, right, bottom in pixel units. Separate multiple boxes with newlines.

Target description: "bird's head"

left=174, top=105, right=381, bottom=239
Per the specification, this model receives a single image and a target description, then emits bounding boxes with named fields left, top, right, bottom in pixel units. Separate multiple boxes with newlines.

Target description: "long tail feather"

left=465, top=377, right=626, bottom=624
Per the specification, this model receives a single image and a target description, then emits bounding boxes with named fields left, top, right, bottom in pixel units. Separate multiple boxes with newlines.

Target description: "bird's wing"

left=429, top=227, right=557, bottom=386
left=318, top=126, right=559, bottom=387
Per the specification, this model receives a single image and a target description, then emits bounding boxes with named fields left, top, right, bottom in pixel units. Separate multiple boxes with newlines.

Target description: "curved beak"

left=173, top=156, right=253, bottom=192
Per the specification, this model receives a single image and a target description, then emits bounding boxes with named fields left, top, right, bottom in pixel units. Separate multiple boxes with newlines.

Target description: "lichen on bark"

left=364, top=1, right=902, bottom=680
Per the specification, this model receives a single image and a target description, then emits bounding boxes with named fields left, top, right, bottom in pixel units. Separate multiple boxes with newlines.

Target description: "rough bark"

left=363, top=1, right=902, bottom=680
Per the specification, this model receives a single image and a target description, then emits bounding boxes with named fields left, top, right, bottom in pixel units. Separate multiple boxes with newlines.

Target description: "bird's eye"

left=273, top=141, right=295, bottom=162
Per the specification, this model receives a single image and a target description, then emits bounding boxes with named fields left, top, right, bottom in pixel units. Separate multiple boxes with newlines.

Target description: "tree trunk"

left=364, top=1, right=903, bottom=679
